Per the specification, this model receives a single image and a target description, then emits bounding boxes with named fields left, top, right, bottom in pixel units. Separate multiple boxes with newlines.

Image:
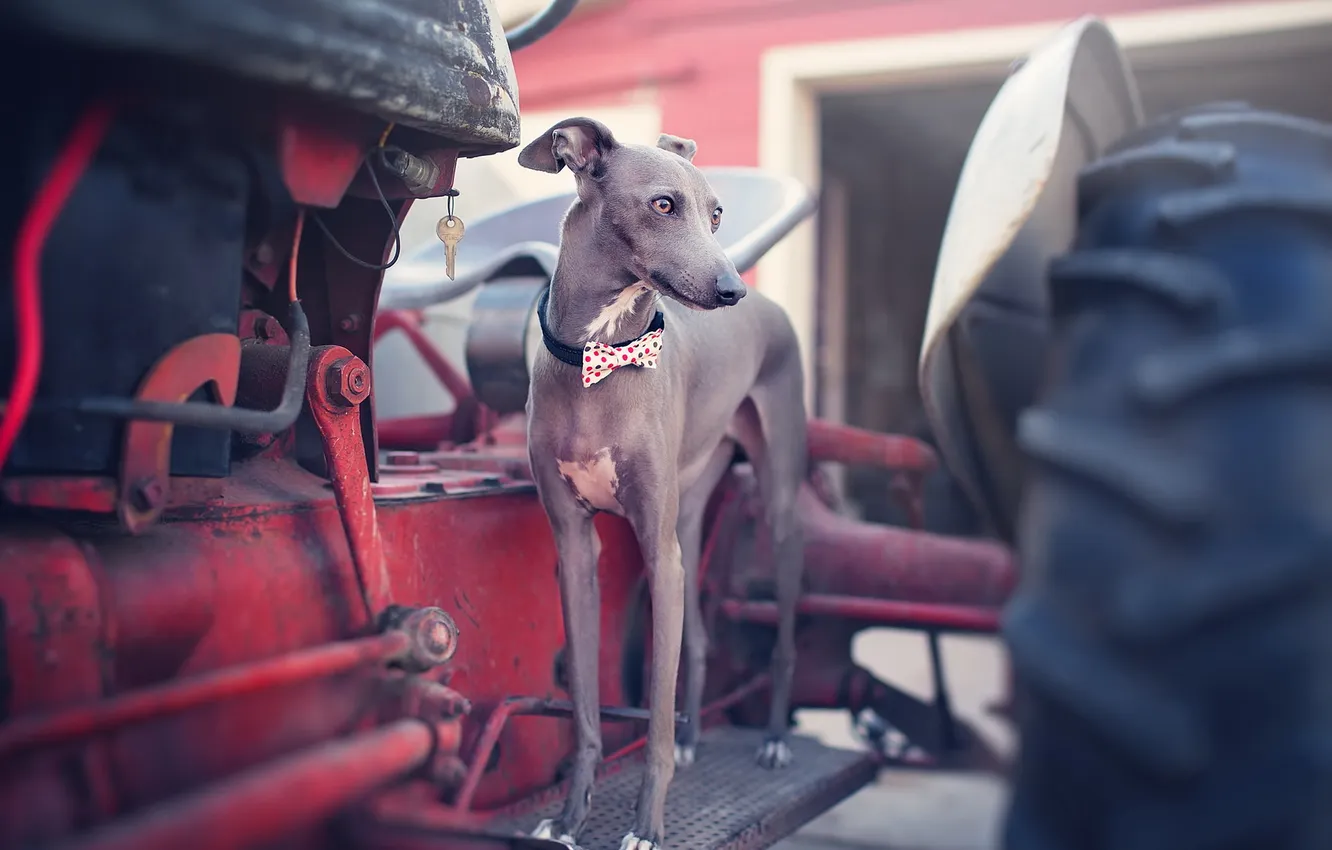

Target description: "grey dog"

left=519, top=117, right=807, bottom=850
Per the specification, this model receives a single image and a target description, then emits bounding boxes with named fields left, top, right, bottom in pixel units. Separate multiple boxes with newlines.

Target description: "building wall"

left=509, top=0, right=1215, bottom=167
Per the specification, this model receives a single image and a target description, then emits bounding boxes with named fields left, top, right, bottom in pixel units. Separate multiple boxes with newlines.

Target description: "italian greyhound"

left=518, top=116, right=807, bottom=850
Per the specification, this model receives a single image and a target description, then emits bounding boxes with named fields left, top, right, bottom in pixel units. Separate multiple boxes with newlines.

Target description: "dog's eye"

left=651, top=197, right=674, bottom=215
left=712, top=207, right=723, bottom=227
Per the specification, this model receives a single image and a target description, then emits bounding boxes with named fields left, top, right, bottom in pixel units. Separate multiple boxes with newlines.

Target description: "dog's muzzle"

left=715, top=271, right=747, bottom=306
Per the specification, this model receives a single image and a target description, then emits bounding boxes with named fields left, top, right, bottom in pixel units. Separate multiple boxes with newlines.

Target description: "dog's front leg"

left=532, top=500, right=602, bottom=847
left=623, top=497, right=683, bottom=850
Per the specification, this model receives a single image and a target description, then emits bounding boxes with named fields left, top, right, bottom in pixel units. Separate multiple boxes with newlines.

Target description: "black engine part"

left=0, top=0, right=522, bottom=157
left=0, top=90, right=249, bottom=477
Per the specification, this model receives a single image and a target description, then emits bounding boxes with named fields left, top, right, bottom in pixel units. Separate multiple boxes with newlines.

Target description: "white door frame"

left=756, top=0, right=1332, bottom=411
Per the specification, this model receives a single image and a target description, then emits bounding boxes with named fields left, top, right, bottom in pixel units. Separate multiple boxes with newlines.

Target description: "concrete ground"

left=773, top=631, right=1012, bottom=850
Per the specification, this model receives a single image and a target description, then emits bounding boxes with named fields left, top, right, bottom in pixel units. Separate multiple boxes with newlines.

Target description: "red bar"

left=806, top=419, right=938, bottom=473
left=452, top=697, right=547, bottom=811
left=721, top=595, right=1001, bottom=633
left=0, top=632, right=409, bottom=759
left=307, top=349, right=395, bottom=619
left=379, top=413, right=455, bottom=451
left=54, top=719, right=434, bottom=850
left=800, top=487, right=1016, bottom=608
left=375, top=311, right=475, bottom=404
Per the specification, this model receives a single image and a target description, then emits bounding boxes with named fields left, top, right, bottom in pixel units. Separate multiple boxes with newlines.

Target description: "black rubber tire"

left=1002, top=103, right=1332, bottom=850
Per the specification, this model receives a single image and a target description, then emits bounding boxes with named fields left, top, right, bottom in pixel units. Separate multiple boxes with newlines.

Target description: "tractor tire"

left=1002, top=103, right=1332, bottom=850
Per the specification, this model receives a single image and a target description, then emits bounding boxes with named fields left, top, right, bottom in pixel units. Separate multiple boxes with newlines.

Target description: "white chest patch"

left=557, top=448, right=624, bottom=514
left=584, top=282, right=652, bottom=341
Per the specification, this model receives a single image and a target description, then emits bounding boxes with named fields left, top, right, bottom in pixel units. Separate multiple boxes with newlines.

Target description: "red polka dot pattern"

left=582, top=329, right=664, bottom=387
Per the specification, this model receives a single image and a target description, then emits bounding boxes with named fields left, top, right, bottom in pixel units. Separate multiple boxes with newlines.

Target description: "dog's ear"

left=518, top=117, right=618, bottom=175
left=656, top=133, right=697, bottom=162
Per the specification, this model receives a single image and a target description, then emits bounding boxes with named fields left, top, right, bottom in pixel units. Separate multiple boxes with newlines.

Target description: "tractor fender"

left=918, top=16, right=1143, bottom=538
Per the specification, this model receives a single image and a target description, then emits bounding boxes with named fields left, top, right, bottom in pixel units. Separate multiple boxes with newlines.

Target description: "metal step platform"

left=499, top=726, right=879, bottom=850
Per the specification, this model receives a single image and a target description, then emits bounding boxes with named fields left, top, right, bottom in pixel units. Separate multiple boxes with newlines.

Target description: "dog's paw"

left=532, top=819, right=579, bottom=847
left=674, top=742, right=696, bottom=768
left=619, top=832, right=661, bottom=850
left=755, top=737, right=794, bottom=769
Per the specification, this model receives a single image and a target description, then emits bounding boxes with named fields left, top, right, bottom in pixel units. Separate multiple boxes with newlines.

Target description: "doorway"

left=792, top=5, right=1332, bottom=525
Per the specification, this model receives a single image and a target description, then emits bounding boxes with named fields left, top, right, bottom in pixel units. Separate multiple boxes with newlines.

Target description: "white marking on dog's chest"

left=584, top=282, right=651, bottom=341
left=557, top=448, right=624, bottom=514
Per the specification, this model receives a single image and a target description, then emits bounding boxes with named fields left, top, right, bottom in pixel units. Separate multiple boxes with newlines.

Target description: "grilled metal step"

left=500, top=726, right=878, bottom=850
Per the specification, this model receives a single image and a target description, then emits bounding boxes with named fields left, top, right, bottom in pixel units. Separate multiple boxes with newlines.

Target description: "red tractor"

left=1, top=2, right=1328, bottom=849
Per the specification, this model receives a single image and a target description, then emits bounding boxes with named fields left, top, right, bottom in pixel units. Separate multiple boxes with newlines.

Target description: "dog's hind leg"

left=675, top=441, right=737, bottom=768
left=735, top=376, right=807, bottom=769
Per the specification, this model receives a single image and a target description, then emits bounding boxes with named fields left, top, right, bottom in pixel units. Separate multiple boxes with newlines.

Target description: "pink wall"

left=513, top=0, right=1214, bottom=166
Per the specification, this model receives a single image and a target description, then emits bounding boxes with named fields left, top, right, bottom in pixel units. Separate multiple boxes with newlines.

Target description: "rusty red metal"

left=279, top=115, right=378, bottom=209
left=0, top=475, right=118, bottom=512
left=374, top=309, right=493, bottom=448
left=379, top=413, right=460, bottom=451
left=452, top=697, right=548, bottom=811
left=798, top=484, right=1015, bottom=607
left=0, top=633, right=409, bottom=761
left=238, top=308, right=292, bottom=346
left=307, top=345, right=395, bottom=621
left=721, top=596, right=1000, bottom=632
left=0, top=52, right=1022, bottom=850
left=119, top=333, right=242, bottom=532
left=0, top=332, right=241, bottom=530
left=0, top=333, right=1016, bottom=850
left=806, top=419, right=938, bottom=473
left=374, top=311, right=476, bottom=407
left=55, top=719, right=437, bottom=850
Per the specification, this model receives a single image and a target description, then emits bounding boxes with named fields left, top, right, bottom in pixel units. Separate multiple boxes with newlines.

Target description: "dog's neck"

left=544, top=210, right=659, bottom=349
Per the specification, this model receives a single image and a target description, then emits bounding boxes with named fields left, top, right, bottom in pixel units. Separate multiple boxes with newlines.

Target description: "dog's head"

left=518, top=116, right=746, bottom=309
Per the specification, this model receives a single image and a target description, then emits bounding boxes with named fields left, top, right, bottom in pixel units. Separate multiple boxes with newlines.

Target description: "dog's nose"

left=715, top=271, right=747, bottom=306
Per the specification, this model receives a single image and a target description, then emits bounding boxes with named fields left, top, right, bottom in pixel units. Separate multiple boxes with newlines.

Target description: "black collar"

left=536, top=286, right=665, bottom=367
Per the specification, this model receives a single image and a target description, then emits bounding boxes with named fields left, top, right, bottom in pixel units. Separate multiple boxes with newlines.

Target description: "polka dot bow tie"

left=582, top=328, right=664, bottom=387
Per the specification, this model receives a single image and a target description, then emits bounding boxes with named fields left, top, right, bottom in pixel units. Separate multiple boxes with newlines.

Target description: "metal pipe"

left=800, top=486, right=1016, bottom=607
left=536, top=699, right=688, bottom=726
left=73, top=302, right=311, bottom=434
left=505, top=0, right=580, bottom=52
left=602, top=675, right=772, bottom=763
left=52, top=719, right=434, bottom=850
left=806, top=419, right=938, bottom=473
left=374, top=311, right=475, bottom=405
left=0, top=632, right=409, bottom=759
left=721, top=595, right=1001, bottom=633
left=452, top=697, right=547, bottom=811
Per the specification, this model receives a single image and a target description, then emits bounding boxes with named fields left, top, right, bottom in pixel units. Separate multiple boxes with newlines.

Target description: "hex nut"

left=326, top=357, right=371, bottom=407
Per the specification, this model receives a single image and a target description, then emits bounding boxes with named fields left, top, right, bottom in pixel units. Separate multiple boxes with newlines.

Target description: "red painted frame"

left=0, top=77, right=1015, bottom=850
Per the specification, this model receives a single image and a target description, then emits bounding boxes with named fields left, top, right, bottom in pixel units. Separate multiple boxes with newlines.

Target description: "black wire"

left=310, top=147, right=403, bottom=271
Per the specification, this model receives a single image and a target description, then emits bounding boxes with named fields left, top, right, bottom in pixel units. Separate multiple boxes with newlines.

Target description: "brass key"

left=437, top=214, right=466, bottom=281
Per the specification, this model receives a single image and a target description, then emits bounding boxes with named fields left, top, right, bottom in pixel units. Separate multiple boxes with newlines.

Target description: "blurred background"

left=371, top=2, right=1332, bottom=846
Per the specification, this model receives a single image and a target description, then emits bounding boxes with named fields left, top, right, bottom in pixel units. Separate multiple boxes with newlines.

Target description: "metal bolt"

left=385, top=150, right=441, bottom=196
left=325, top=357, right=371, bottom=407
left=338, top=314, right=362, bottom=333
left=400, top=607, right=460, bottom=671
